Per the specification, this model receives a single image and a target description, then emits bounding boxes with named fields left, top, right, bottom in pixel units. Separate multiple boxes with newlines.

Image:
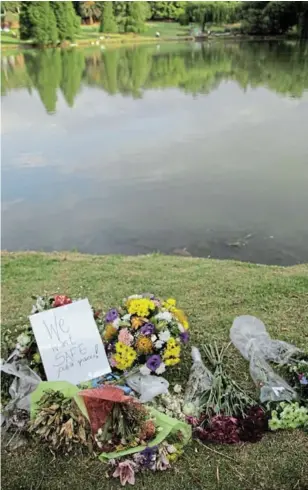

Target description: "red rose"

left=53, top=295, right=72, bottom=307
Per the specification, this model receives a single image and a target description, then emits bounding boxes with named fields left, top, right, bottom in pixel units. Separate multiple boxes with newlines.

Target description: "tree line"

left=3, top=1, right=308, bottom=44
left=2, top=42, right=308, bottom=113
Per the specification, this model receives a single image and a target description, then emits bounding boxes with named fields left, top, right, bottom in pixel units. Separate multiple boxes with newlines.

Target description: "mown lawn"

left=1, top=252, right=308, bottom=490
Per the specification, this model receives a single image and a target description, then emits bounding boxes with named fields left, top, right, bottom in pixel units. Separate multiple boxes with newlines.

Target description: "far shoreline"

left=1, top=32, right=299, bottom=51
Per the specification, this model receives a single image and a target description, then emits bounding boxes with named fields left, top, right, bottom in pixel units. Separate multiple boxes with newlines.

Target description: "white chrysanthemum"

left=112, top=317, right=121, bottom=329
left=155, top=340, right=164, bottom=350
left=155, top=311, right=172, bottom=322
left=17, top=333, right=31, bottom=347
left=140, top=365, right=151, bottom=376
left=151, top=334, right=157, bottom=343
left=155, top=362, right=166, bottom=375
left=177, top=322, right=185, bottom=333
left=122, top=313, right=131, bottom=321
left=173, top=384, right=182, bottom=394
left=159, top=330, right=171, bottom=342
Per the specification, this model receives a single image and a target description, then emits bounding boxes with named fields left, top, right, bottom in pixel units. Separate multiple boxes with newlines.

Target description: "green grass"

left=143, top=21, right=191, bottom=38
left=1, top=252, right=308, bottom=490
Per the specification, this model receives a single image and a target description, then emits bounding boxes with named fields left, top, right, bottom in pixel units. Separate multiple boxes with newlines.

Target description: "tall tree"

left=100, top=2, right=117, bottom=33
left=125, top=1, right=148, bottom=34
left=148, top=2, right=186, bottom=21
left=78, top=1, right=102, bottom=24
left=50, top=1, right=79, bottom=42
left=19, top=1, right=32, bottom=40
left=26, top=1, right=58, bottom=46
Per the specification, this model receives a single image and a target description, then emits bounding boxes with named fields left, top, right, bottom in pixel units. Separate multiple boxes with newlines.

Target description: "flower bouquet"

left=95, top=399, right=156, bottom=453
left=102, top=295, right=189, bottom=376
left=275, top=352, right=308, bottom=404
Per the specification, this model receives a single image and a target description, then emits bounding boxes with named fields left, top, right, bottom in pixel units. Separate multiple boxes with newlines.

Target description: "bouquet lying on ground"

left=95, top=399, right=156, bottom=452
left=275, top=352, right=308, bottom=404
left=29, top=390, right=93, bottom=453
left=102, top=295, right=189, bottom=375
left=184, top=344, right=269, bottom=444
left=199, top=343, right=256, bottom=418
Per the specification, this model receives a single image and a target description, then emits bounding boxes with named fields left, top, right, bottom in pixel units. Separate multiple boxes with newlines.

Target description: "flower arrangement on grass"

left=102, top=295, right=189, bottom=375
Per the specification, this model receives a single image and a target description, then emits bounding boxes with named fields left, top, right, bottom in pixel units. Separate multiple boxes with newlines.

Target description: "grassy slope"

left=1, top=252, right=308, bottom=490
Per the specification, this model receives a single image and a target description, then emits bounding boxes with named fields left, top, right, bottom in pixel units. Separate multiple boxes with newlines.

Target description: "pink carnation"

left=118, top=328, right=134, bottom=346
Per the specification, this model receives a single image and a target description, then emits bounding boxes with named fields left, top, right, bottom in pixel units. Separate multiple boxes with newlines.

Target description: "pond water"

left=1, top=41, right=308, bottom=264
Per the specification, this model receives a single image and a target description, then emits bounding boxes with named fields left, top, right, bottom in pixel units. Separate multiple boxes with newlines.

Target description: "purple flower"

left=140, top=322, right=155, bottom=336
left=146, top=355, right=162, bottom=372
left=180, top=331, right=189, bottom=344
left=105, top=308, right=118, bottom=323
left=140, top=446, right=157, bottom=468
left=299, top=375, right=308, bottom=385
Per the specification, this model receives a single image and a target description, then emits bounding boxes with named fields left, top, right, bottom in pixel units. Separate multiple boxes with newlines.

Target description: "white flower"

left=173, top=384, right=182, bottom=394
left=177, top=323, right=185, bottom=333
left=122, top=313, right=131, bottom=321
left=127, top=294, right=142, bottom=300
left=159, top=330, right=171, bottom=342
left=151, top=334, right=157, bottom=343
left=155, top=311, right=172, bottom=322
left=155, top=362, right=166, bottom=375
left=155, top=340, right=164, bottom=350
left=140, top=365, right=151, bottom=376
left=167, top=444, right=177, bottom=454
left=112, top=317, right=121, bottom=329
left=17, top=333, right=31, bottom=347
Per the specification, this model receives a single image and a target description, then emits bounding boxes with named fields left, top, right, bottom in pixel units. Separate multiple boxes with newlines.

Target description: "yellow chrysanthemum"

left=114, top=343, right=137, bottom=370
left=135, top=336, right=153, bottom=354
left=127, top=298, right=155, bottom=318
left=103, top=323, right=118, bottom=341
left=116, top=342, right=127, bottom=354
left=164, top=298, right=177, bottom=308
left=163, top=338, right=181, bottom=362
left=164, top=345, right=181, bottom=359
left=164, top=357, right=180, bottom=367
left=166, top=338, right=176, bottom=349
left=173, top=308, right=189, bottom=330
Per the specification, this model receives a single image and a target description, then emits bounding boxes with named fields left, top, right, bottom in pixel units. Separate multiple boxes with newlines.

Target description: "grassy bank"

left=1, top=21, right=244, bottom=50
left=1, top=252, right=308, bottom=490
left=1, top=22, right=193, bottom=50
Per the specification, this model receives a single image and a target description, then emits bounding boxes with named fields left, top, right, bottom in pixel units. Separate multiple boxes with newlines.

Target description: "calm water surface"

left=1, top=41, right=308, bottom=264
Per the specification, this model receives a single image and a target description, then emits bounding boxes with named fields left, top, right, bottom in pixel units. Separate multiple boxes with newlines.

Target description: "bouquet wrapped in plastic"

left=230, top=316, right=298, bottom=402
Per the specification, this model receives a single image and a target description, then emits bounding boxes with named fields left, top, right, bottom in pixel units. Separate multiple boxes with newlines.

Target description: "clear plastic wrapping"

left=230, top=316, right=298, bottom=402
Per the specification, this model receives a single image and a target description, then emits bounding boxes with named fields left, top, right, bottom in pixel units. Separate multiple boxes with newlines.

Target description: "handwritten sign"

left=29, top=299, right=111, bottom=385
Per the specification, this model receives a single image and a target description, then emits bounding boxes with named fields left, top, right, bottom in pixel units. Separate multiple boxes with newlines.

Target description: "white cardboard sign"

left=29, top=298, right=111, bottom=385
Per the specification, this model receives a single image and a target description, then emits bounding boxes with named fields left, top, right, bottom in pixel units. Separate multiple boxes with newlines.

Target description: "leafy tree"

left=148, top=1, right=186, bottom=21
left=26, top=1, right=58, bottom=46
left=19, top=1, right=32, bottom=40
left=78, top=1, right=102, bottom=24
left=183, top=1, right=240, bottom=30
left=125, top=1, right=149, bottom=34
left=240, top=1, right=308, bottom=38
left=100, top=1, right=117, bottom=33
left=1, top=1, right=20, bottom=14
left=50, top=1, right=79, bottom=42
